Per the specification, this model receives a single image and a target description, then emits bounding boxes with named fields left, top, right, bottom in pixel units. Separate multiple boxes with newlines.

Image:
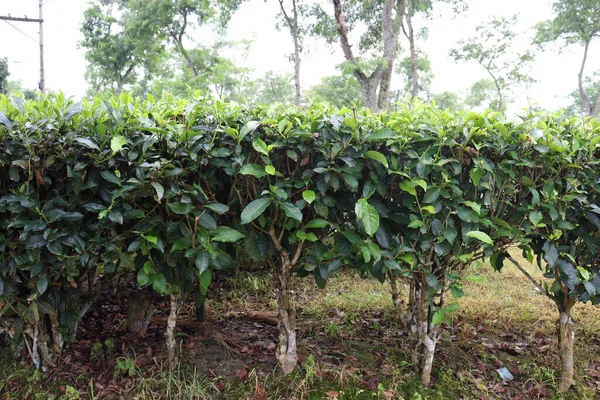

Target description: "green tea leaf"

left=466, top=231, right=493, bottom=245
left=306, top=218, right=329, bottom=229
left=302, top=190, right=316, bottom=204
left=280, top=202, right=303, bottom=222
left=152, top=273, right=168, bottom=294
left=241, top=198, right=272, bottom=224
left=239, top=121, right=260, bottom=142
left=212, top=227, right=245, bottom=242
left=355, top=198, right=379, bottom=236
left=252, top=137, right=269, bottom=156
left=364, top=151, right=388, bottom=168
left=168, top=202, right=195, bottom=215
left=240, top=164, right=267, bottom=178
left=151, top=182, right=164, bottom=202
left=100, top=170, right=121, bottom=186
left=204, top=203, right=229, bottom=215
left=111, top=135, right=127, bottom=154
left=37, top=276, right=48, bottom=295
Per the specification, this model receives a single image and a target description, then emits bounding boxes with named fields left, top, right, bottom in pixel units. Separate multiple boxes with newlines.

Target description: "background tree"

left=311, top=0, right=406, bottom=111
left=243, top=71, right=294, bottom=104
left=534, top=0, right=600, bottom=117
left=307, top=69, right=363, bottom=108
left=401, top=1, right=466, bottom=99
left=0, top=58, right=9, bottom=95
left=5, top=80, right=37, bottom=100
left=450, top=15, right=534, bottom=112
left=396, top=51, right=433, bottom=99
left=430, top=90, right=464, bottom=112
left=564, top=74, right=600, bottom=118
left=465, top=79, right=503, bottom=111
left=275, top=0, right=309, bottom=106
left=80, top=0, right=243, bottom=95
left=80, top=2, right=164, bottom=94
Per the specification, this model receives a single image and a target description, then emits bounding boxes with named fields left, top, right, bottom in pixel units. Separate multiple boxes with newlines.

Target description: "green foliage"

left=0, top=93, right=598, bottom=386
left=534, top=0, right=600, bottom=47
left=80, top=0, right=244, bottom=95
left=114, top=357, right=138, bottom=378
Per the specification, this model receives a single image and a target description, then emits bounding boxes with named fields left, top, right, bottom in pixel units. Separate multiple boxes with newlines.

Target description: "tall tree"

left=397, top=51, right=433, bottom=99
left=401, top=1, right=466, bottom=99
left=276, top=0, right=307, bottom=106
left=0, top=58, right=9, bottom=95
left=311, top=0, right=406, bottom=111
left=450, top=15, right=534, bottom=112
left=534, top=0, right=600, bottom=117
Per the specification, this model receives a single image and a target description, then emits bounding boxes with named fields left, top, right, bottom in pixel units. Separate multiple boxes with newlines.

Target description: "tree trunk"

left=292, top=31, right=301, bottom=106
left=578, top=39, right=592, bottom=116
left=333, top=0, right=405, bottom=112
left=127, top=289, right=153, bottom=336
left=557, top=304, right=575, bottom=392
left=195, top=294, right=206, bottom=323
left=407, top=274, right=440, bottom=386
left=279, top=0, right=302, bottom=106
left=166, top=293, right=179, bottom=368
left=378, top=64, right=393, bottom=111
left=361, top=77, right=381, bottom=111
left=405, top=9, right=419, bottom=99
left=377, top=0, right=404, bottom=110
left=276, top=250, right=298, bottom=374
left=388, top=271, right=404, bottom=326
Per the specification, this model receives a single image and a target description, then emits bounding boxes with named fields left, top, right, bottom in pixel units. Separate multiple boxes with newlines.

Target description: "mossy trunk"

left=21, top=304, right=62, bottom=371
left=166, top=293, right=179, bottom=368
left=126, top=289, right=153, bottom=336
left=557, top=306, right=575, bottom=392
left=408, top=275, right=440, bottom=387
left=276, top=250, right=297, bottom=374
left=388, top=271, right=404, bottom=327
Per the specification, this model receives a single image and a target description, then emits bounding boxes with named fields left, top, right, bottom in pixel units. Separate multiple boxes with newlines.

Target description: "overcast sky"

left=1, top=0, right=598, bottom=112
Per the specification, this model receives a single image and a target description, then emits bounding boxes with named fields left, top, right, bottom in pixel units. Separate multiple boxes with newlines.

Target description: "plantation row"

left=0, top=93, right=599, bottom=392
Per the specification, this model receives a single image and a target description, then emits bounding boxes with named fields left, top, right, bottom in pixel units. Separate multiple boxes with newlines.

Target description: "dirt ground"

left=2, top=269, right=600, bottom=399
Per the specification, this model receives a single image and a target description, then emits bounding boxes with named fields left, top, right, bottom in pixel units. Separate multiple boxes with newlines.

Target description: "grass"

left=2, top=249, right=600, bottom=399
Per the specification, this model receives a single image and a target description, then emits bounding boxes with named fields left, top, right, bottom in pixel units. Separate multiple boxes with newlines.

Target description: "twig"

left=506, top=253, right=549, bottom=296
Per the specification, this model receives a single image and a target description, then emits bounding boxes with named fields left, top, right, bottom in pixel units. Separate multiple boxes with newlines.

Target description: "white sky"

left=0, top=0, right=598, bottom=111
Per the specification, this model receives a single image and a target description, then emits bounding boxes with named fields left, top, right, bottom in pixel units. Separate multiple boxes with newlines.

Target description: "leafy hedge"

left=0, top=93, right=598, bottom=390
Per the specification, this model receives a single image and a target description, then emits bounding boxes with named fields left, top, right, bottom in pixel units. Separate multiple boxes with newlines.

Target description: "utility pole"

left=0, top=1, right=45, bottom=93
left=38, top=0, right=45, bottom=93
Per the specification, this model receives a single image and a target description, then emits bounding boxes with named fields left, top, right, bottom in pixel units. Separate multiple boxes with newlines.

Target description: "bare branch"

left=506, top=253, right=549, bottom=297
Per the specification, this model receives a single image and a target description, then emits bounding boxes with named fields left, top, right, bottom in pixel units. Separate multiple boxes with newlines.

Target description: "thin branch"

left=291, top=240, right=304, bottom=266
left=506, top=253, right=549, bottom=296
